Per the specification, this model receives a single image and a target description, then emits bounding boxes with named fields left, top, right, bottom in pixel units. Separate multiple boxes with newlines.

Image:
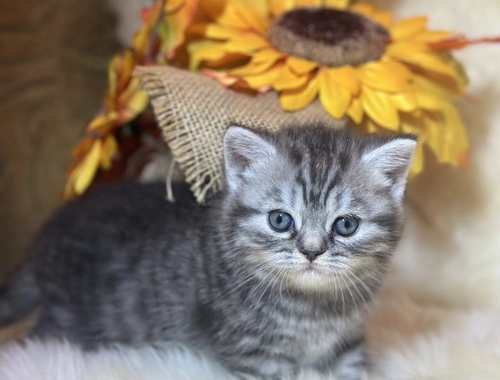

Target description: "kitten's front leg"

left=314, top=342, right=370, bottom=380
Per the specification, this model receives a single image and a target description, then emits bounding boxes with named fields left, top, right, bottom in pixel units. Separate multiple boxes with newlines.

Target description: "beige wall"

left=0, top=0, right=120, bottom=280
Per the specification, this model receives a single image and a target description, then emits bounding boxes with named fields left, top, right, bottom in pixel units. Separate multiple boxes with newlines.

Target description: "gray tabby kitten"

left=0, top=124, right=416, bottom=379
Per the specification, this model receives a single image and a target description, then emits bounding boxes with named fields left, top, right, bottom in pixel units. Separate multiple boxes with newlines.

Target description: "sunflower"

left=188, top=0, right=470, bottom=174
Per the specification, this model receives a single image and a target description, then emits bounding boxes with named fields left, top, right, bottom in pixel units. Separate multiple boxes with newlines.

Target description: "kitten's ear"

left=223, top=125, right=276, bottom=192
left=362, top=136, right=417, bottom=201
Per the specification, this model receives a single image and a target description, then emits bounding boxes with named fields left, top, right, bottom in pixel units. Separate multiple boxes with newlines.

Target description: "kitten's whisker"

left=254, top=269, right=281, bottom=308
left=337, top=272, right=360, bottom=317
left=344, top=269, right=376, bottom=304
left=332, top=273, right=346, bottom=324
left=242, top=266, right=279, bottom=308
left=226, top=264, right=277, bottom=300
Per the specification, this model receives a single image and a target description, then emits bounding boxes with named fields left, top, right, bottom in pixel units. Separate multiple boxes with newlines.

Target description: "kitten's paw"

left=331, top=345, right=369, bottom=380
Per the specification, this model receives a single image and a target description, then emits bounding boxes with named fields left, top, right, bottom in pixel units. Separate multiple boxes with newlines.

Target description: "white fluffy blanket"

left=2, top=0, right=500, bottom=378
left=3, top=287, right=500, bottom=379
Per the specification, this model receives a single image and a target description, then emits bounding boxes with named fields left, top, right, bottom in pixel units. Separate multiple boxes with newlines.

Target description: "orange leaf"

left=429, top=35, right=500, bottom=51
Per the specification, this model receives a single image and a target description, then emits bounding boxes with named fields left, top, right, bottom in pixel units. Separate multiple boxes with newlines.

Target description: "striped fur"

left=2, top=124, right=415, bottom=379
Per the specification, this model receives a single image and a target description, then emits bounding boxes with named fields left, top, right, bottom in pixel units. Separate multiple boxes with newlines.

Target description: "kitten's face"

left=221, top=125, right=415, bottom=293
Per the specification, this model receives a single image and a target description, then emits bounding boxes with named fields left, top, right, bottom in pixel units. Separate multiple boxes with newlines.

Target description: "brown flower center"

left=268, top=8, right=389, bottom=67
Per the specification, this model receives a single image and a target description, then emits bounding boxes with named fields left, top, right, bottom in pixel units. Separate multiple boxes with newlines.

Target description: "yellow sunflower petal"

left=386, top=42, right=456, bottom=77
left=401, top=114, right=424, bottom=135
left=233, top=4, right=268, bottom=34
left=223, top=34, right=270, bottom=53
left=73, top=140, right=102, bottom=195
left=230, top=48, right=283, bottom=76
left=364, top=118, right=380, bottom=134
left=244, top=62, right=284, bottom=88
left=327, top=66, right=360, bottom=95
left=269, top=0, right=294, bottom=17
left=100, top=135, right=118, bottom=170
left=390, top=16, right=427, bottom=41
left=411, top=141, right=425, bottom=175
left=413, top=30, right=455, bottom=44
left=189, top=41, right=228, bottom=70
left=205, top=24, right=243, bottom=40
left=412, top=73, right=462, bottom=100
left=440, top=101, right=469, bottom=152
left=323, top=0, right=351, bottom=9
left=198, top=0, right=226, bottom=21
left=400, top=115, right=425, bottom=174
left=251, top=48, right=284, bottom=65
left=120, top=88, right=149, bottom=122
left=217, top=5, right=250, bottom=30
left=319, top=69, right=351, bottom=119
left=350, top=4, right=393, bottom=29
left=273, top=65, right=309, bottom=91
left=294, top=0, right=321, bottom=7
left=287, top=56, right=318, bottom=75
left=414, top=91, right=443, bottom=111
left=390, top=91, right=418, bottom=112
left=280, top=73, right=319, bottom=111
left=360, top=86, right=399, bottom=130
left=357, top=61, right=410, bottom=93
left=436, top=53, right=468, bottom=93
left=239, top=0, right=269, bottom=20
left=347, top=98, right=363, bottom=124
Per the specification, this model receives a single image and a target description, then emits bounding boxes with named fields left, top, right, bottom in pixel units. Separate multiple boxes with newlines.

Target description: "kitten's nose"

left=300, top=248, right=326, bottom=262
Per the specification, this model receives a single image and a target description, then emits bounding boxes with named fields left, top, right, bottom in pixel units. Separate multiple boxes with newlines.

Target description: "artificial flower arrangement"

left=62, top=0, right=499, bottom=201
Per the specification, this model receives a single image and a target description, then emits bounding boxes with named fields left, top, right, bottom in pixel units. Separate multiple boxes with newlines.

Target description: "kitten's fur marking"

left=0, top=125, right=415, bottom=379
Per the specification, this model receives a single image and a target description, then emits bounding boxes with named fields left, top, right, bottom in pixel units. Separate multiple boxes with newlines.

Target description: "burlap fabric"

left=134, top=66, right=346, bottom=203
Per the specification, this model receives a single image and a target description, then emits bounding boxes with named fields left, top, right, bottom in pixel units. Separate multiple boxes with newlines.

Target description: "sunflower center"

left=268, top=8, right=389, bottom=67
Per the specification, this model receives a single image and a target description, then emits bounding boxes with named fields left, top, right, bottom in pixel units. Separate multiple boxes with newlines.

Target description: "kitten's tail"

left=0, top=264, right=40, bottom=327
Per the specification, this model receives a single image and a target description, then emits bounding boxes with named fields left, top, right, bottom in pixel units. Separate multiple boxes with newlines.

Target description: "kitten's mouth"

left=300, top=262, right=323, bottom=274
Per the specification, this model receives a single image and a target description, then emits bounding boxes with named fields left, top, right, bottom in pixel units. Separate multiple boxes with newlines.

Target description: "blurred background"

left=0, top=0, right=121, bottom=280
left=2, top=0, right=500, bottom=311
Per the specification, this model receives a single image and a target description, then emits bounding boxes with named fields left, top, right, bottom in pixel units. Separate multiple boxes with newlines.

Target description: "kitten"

left=0, top=124, right=416, bottom=379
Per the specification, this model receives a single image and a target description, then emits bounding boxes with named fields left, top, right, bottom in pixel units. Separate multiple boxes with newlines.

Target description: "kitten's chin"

left=286, top=265, right=336, bottom=292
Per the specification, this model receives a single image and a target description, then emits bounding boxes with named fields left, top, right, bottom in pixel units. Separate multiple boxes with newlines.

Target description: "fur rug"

left=1, top=0, right=500, bottom=378
left=2, top=286, right=500, bottom=380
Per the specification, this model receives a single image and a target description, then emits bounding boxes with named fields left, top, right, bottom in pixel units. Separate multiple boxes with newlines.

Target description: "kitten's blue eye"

left=333, top=216, right=359, bottom=237
left=268, top=211, right=294, bottom=232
